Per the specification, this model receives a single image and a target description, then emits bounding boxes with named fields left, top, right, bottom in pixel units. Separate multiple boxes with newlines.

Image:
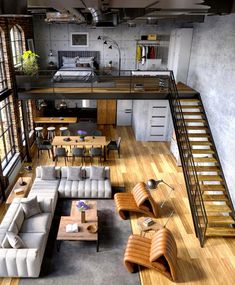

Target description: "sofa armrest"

left=38, top=198, right=53, bottom=213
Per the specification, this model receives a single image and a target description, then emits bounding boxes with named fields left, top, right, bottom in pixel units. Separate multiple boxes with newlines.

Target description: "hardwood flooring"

left=0, top=126, right=235, bottom=285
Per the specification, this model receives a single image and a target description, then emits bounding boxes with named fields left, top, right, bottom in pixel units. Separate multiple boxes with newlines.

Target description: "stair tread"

left=192, top=149, right=214, bottom=154
left=188, top=133, right=210, bottom=138
left=193, top=157, right=217, bottom=162
left=203, top=194, right=228, bottom=201
left=207, top=216, right=235, bottom=224
left=179, top=119, right=206, bottom=123
left=200, top=185, right=225, bottom=191
left=181, top=105, right=202, bottom=109
left=206, top=227, right=235, bottom=236
left=197, top=175, right=223, bottom=181
left=179, top=99, right=200, bottom=103
left=189, top=141, right=212, bottom=146
left=195, top=166, right=220, bottom=171
left=185, top=126, right=208, bottom=130
left=178, top=112, right=204, bottom=115
left=205, top=204, right=231, bottom=212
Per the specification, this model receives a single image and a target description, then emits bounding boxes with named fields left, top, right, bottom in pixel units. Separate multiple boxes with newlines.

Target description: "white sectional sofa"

left=0, top=165, right=111, bottom=277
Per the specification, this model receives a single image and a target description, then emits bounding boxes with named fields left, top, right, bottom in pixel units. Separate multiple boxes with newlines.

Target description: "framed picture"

left=27, top=39, right=35, bottom=52
left=70, top=32, right=89, bottom=47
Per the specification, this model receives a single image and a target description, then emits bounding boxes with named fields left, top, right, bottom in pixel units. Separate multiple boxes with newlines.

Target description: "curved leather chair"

left=124, top=228, right=177, bottom=281
left=114, top=182, right=158, bottom=219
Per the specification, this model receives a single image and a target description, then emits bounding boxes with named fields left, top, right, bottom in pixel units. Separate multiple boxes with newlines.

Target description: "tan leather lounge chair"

left=114, top=182, right=158, bottom=220
left=124, top=228, right=177, bottom=281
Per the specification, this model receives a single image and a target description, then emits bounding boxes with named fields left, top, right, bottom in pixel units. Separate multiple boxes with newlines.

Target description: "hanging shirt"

left=136, top=45, right=142, bottom=63
left=141, top=46, right=146, bottom=65
left=149, top=46, right=156, bottom=59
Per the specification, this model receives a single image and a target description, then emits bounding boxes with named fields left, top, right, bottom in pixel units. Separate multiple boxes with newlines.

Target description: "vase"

left=81, top=211, right=86, bottom=223
left=79, top=137, right=85, bottom=142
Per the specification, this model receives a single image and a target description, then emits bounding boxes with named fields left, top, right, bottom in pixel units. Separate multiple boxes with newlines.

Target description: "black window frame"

left=0, top=29, right=7, bottom=93
left=10, top=25, right=23, bottom=67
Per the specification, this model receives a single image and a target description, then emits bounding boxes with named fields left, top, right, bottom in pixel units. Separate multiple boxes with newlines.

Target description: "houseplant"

left=77, top=130, right=87, bottom=141
left=20, top=50, right=39, bottom=76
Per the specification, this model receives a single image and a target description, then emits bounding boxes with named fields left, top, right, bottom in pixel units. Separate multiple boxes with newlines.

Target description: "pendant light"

left=59, top=100, right=67, bottom=109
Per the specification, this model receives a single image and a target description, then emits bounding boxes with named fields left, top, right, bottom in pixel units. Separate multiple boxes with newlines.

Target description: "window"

left=0, top=29, right=7, bottom=92
left=10, top=25, right=24, bottom=67
left=19, top=100, right=34, bottom=144
left=0, top=97, right=17, bottom=170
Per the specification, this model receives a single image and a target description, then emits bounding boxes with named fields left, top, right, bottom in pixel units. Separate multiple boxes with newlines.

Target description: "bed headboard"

left=58, top=51, right=100, bottom=69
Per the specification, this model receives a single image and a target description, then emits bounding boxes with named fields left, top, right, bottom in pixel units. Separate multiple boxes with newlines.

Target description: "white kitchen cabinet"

left=117, top=100, right=133, bottom=126
left=168, top=28, right=193, bottom=84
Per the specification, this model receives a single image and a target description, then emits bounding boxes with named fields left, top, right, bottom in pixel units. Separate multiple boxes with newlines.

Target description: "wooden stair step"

left=197, top=175, right=223, bottom=181
left=188, top=133, right=210, bottom=138
left=200, top=185, right=225, bottom=191
left=183, top=119, right=206, bottom=123
left=193, top=157, right=217, bottom=163
left=180, top=105, right=202, bottom=109
left=202, top=194, right=228, bottom=201
left=185, top=126, right=208, bottom=130
left=207, top=216, right=235, bottom=224
left=192, top=149, right=214, bottom=154
left=205, top=204, right=231, bottom=213
left=178, top=112, right=203, bottom=116
left=179, top=99, right=200, bottom=103
left=206, top=227, right=235, bottom=237
left=195, top=166, right=220, bottom=172
left=189, top=141, right=212, bottom=146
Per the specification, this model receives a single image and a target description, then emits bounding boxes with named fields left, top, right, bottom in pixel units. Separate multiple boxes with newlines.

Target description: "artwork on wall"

left=70, top=33, right=89, bottom=47
left=27, top=39, right=35, bottom=52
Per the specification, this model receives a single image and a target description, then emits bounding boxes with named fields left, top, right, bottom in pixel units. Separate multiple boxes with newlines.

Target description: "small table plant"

left=76, top=200, right=89, bottom=223
left=77, top=130, right=87, bottom=141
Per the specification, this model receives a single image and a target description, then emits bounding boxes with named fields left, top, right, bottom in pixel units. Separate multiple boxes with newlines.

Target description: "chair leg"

left=48, top=149, right=50, bottom=158
left=72, top=156, right=75, bottom=166
left=55, top=157, right=57, bottom=166
left=65, top=157, right=67, bottom=165
left=38, top=149, right=40, bottom=159
left=118, top=148, right=120, bottom=158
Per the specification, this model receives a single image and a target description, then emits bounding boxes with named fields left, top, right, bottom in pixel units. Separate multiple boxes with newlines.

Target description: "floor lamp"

left=97, top=35, right=121, bottom=75
left=146, top=178, right=174, bottom=208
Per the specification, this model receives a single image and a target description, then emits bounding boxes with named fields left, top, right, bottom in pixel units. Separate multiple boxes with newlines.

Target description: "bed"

left=53, top=51, right=100, bottom=82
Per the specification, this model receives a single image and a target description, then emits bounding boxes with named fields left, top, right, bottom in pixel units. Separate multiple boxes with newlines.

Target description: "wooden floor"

left=0, top=126, right=235, bottom=285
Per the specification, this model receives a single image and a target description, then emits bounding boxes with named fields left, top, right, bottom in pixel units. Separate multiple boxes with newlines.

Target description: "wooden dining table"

left=51, top=136, right=108, bottom=161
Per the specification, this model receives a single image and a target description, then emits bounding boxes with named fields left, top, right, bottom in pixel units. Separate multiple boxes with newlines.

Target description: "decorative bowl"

left=63, top=137, right=71, bottom=142
left=87, top=224, right=98, bottom=234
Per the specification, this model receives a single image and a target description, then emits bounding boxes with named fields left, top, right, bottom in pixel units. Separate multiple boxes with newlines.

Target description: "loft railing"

left=168, top=71, right=208, bottom=247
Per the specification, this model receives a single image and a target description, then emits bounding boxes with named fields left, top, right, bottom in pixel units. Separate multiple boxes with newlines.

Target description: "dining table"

left=51, top=136, right=108, bottom=161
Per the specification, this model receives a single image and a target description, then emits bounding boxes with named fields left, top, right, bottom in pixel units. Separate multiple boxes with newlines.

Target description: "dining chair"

left=107, top=137, right=122, bottom=158
left=35, top=137, right=53, bottom=159
left=72, top=146, right=86, bottom=165
left=89, top=146, right=103, bottom=165
left=55, top=147, right=68, bottom=165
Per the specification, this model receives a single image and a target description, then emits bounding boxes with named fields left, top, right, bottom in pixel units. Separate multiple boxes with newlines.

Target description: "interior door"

left=147, top=100, right=169, bottom=141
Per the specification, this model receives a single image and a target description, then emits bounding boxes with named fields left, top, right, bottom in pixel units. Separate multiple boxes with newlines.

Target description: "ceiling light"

left=108, top=45, right=112, bottom=49
left=104, top=40, right=108, bottom=45
left=97, top=36, right=101, bottom=40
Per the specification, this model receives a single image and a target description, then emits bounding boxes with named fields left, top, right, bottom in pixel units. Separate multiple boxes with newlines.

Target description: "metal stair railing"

left=168, top=71, right=208, bottom=247
left=196, top=95, right=235, bottom=221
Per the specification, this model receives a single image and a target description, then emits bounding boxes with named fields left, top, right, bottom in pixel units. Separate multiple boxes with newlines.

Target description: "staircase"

left=169, top=74, right=235, bottom=246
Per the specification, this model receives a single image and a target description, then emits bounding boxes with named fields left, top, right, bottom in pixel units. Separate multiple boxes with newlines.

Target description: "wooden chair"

left=114, top=182, right=158, bottom=220
left=124, top=228, right=177, bottom=281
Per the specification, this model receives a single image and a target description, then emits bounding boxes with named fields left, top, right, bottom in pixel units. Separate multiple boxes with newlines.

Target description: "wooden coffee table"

left=57, top=201, right=99, bottom=252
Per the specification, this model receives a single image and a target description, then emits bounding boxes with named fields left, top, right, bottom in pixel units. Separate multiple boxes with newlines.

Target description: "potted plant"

left=18, top=50, right=39, bottom=90
left=77, top=130, right=87, bottom=141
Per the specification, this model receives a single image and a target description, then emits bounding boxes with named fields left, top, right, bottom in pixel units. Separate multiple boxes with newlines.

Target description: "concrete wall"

left=33, top=16, right=172, bottom=70
left=188, top=14, right=235, bottom=205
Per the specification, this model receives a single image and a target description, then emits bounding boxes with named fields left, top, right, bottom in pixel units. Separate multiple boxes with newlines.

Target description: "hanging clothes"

left=141, top=46, right=146, bottom=65
left=149, top=46, right=156, bottom=59
left=136, top=45, right=142, bottom=63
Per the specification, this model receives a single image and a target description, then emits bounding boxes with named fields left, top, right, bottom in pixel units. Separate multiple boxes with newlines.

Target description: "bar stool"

left=59, top=126, right=69, bottom=136
left=35, top=127, right=44, bottom=138
left=47, top=126, right=56, bottom=141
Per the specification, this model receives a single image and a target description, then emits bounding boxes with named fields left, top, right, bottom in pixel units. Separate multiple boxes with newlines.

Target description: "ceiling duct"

left=88, top=7, right=118, bottom=27
left=0, top=0, right=29, bottom=16
left=45, top=12, right=83, bottom=24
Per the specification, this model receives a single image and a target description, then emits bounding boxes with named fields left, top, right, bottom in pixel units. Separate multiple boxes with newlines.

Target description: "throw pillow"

left=67, top=167, right=83, bottom=181
left=1, top=235, right=11, bottom=248
left=6, top=231, right=25, bottom=249
left=90, top=166, right=105, bottom=180
left=20, top=196, right=41, bottom=219
left=41, top=166, right=56, bottom=180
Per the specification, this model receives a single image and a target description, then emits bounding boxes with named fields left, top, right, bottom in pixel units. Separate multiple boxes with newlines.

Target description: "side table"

left=137, top=217, right=163, bottom=237
left=6, top=176, right=32, bottom=205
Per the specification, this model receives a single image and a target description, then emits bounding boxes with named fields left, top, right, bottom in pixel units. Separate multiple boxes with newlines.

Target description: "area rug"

left=20, top=200, right=139, bottom=285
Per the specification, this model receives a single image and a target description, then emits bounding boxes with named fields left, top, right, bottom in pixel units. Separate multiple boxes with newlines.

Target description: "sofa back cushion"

left=21, top=196, right=42, bottom=219
left=67, top=166, right=83, bottom=181
left=41, top=166, right=56, bottom=180
left=36, top=166, right=60, bottom=179
left=85, top=166, right=110, bottom=179
left=90, top=166, right=105, bottom=180
left=60, top=166, right=110, bottom=180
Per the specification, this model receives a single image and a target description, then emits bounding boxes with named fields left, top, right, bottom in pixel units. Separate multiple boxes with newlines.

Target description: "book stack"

left=66, top=223, right=79, bottom=233
left=14, top=188, right=24, bottom=195
left=143, top=218, right=154, bottom=227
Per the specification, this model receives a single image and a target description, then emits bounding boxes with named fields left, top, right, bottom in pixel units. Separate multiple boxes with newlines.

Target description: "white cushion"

left=36, top=166, right=60, bottom=179
left=20, top=197, right=41, bottom=219
left=67, top=166, right=83, bottom=181
left=20, top=213, right=52, bottom=233
left=6, top=232, right=25, bottom=249
left=41, top=166, right=56, bottom=180
left=90, top=166, right=105, bottom=180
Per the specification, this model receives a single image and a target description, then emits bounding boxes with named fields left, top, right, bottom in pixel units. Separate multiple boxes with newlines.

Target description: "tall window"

left=10, top=25, right=24, bottom=67
left=19, top=100, right=34, bottom=144
left=0, top=29, right=7, bottom=92
left=0, top=97, right=17, bottom=170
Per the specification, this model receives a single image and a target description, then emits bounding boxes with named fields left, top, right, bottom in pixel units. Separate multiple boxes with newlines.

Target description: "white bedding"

left=53, top=67, right=94, bottom=81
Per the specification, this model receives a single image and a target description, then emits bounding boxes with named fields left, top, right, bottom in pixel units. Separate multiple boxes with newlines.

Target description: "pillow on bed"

left=62, top=56, right=77, bottom=68
left=77, top=63, right=91, bottom=68
left=63, top=63, right=76, bottom=68
left=77, top=57, right=94, bottom=68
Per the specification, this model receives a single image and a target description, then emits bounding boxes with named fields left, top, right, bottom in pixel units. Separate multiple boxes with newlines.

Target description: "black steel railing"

left=168, top=71, right=208, bottom=247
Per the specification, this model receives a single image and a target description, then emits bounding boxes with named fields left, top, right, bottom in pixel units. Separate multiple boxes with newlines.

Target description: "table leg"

left=57, top=240, right=62, bottom=252
left=104, top=146, right=107, bottom=162
left=96, top=239, right=99, bottom=252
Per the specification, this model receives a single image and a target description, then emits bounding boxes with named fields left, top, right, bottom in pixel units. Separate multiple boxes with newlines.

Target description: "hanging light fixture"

left=97, top=36, right=101, bottom=40
left=59, top=100, right=67, bottom=109
left=108, top=45, right=112, bottom=49
left=40, top=100, right=47, bottom=108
